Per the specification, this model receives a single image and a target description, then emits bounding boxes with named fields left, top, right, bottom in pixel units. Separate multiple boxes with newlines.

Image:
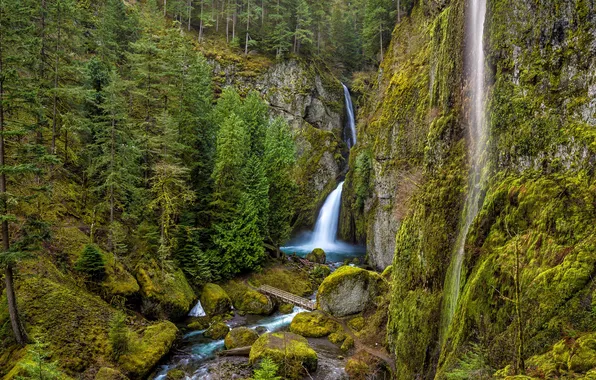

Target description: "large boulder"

left=204, top=322, right=230, bottom=340
left=290, top=311, right=338, bottom=338
left=119, top=321, right=178, bottom=378
left=316, top=266, right=387, bottom=317
left=306, top=248, right=326, bottom=264
left=135, top=258, right=195, bottom=320
left=237, top=289, right=274, bottom=315
left=95, top=367, right=129, bottom=380
left=249, top=332, right=318, bottom=379
left=200, top=283, right=232, bottom=316
left=224, top=327, right=259, bottom=349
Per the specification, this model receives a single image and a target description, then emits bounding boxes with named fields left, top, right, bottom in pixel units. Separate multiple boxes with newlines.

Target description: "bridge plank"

left=258, top=285, right=315, bottom=311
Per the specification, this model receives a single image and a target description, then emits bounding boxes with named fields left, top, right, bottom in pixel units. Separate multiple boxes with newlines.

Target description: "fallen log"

left=217, top=346, right=252, bottom=357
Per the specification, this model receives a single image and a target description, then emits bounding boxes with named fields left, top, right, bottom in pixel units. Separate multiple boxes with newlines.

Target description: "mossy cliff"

left=347, top=0, right=596, bottom=378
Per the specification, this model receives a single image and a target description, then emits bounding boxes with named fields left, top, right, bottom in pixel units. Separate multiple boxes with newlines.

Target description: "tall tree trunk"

left=245, top=0, right=250, bottom=56
left=51, top=5, right=62, bottom=156
left=226, top=0, right=230, bottom=42
left=199, top=0, right=204, bottom=42
left=261, top=0, right=264, bottom=26
left=38, top=0, right=47, bottom=145
left=379, top=22, right=383, bottom=62
left=232, top=0, right=236, bottom=40
left=397, top=0, right=401, bottom=22
left=164, top=0, right=167, bottom=16
left=187, top=0, right=192, bottom=31
left=0, top=48, right=27, bottom=346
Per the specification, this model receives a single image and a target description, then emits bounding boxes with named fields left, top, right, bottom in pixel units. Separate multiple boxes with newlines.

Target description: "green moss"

left=306, top=248, right=326, bottom=264
left=135, top=258, right=195, bottom=320
left=95, top=367, right=129, bottom=380
left=289, top=311, right=338, bottom=338
left=200, top=283, right=232, bottom=316
left=224, top=327, right=259, bottom=349
left=249, top=332, right=317, bottom=379
left=328, top=331, right=347, bottom=345
left=248, top=266, right=313, bottom=297
left=221, top=280, right=273, bottom=315
left=204, top=322, right=230, bottom=340
left=278, top=303, right=295, bottom=314
left=119, top=321, right=178, bottom=378
left=348, top=316, right=365, bottom=332
left=187, top=316, right=210, bottom=331
left=341, top=336, right=355, bottom=352
left=345, top=357, right=369, bottom=379
left=165, top=369, right=186, bottom=380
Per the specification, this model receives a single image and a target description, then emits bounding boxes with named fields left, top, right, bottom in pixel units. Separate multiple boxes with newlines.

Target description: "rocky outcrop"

left=249, top=332, right=318, bottom=379
left=316, top=266, right=386, bottom=317
left=200, top=283, right=232, bottom=316
left=306, top=248, right=326, bottom=264
left=204, top=322, right=230, bottom=340
left=135, top=258, right=196, bottom=321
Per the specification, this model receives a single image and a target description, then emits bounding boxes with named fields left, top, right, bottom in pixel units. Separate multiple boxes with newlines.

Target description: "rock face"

left=289, top=311, right=338, bottom=337
left=135, top=258, right=196, bottom=320
left=209, top=58, right=347, bottom=228
left=95, top=367, right=129, bottom=380
left=316, top=266, right=386, bottom=317
left=306, top=248, right=326, bottom=264
left=224, top=327, right=259, bottom=349
left=235, top=289, right=274, bottom=315
left=349, top=0, right=596, bottom=378
left=200, top=283, right=232, bottom=316
left=249, top=332, right=318, bottom=379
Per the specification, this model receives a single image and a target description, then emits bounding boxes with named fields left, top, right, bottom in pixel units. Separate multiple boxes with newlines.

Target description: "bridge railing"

left=258, top=284, right=315, bottom=311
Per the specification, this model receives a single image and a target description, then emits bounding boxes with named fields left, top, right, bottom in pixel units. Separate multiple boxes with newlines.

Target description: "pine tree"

left=293, top=0, right=313, bottom=54
left=264, top=117, right=297, bottom=255
left=109, top=313, right=129, bottom=360
left=75, top=244, right=106, bottom=281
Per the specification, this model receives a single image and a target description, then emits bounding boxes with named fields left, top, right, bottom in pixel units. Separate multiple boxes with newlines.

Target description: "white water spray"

left=311, top=182, right=345, bottom=249
left=442, top=0, right=488, bottom=338
left=342, top=83, right=357, bottom=148
left=188, top=300, right=206, bottom=317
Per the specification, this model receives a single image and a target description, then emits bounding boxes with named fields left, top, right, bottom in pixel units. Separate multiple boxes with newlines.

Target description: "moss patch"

left=306, top=248, right=326, bottom=264
left=204, top=322, right=230, bottom=340
left=249, top=332, right=318, bottom=379
left=289, top=311, right=339, bottom=338
left=224, top=327, right=259, bottom=349
left=248, top=265, right=314, bottom=297
left=220, top=280, right=273, bottom=315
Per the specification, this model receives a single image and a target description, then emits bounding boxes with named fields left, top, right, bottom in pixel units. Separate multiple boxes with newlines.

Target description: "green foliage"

left=109, top=313, right=129, bottom=360
left=75, top=245, right=106, bottom=281
left=15, top=339, right=62, bottom=380
left=253, top=356, right=281, bottom=380
left=444, top=345, right=493, bottom=380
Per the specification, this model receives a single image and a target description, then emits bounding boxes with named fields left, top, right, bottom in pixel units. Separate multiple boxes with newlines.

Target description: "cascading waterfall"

left=281, top=84, right=364, bottom=260
left=310, top=181, right=345, bottom=249
left=441, top=0, right=488, bottom=339
left=342, top=83, right=357, bottom=148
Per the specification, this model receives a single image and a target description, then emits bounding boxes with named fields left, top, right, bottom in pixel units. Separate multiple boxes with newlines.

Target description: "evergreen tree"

left=108, top=313, right=129, bottom=360
left=293, top=0, right=313, bottom=54
left=264, top=117, right=297, bottom=254
left=75, top=244, right=106, bottom=281
left=253, top=357, right=281, bottom=380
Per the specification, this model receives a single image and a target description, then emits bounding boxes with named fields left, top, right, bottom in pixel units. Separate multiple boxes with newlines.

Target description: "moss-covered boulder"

left=306, top=248, right=326, bottom=264
left=316, top=266, right=386, bottom=317
left=328, top=331, right=347, bottom=345
left=345, top=358, right=370, bottom=379
left=224, top=327, right=259, bottom=349
left=200, top=283, right=232, bottom=316
left=204, top=322, right=230, bottom=340
left=119, top=321, right=178, bottom=378
left=248, top=266, right=314, bottom=296
left=249, top=332, right=318, bottom=379
left=522, top=333, right=596, bottom=377
left=95, top=367, right=129, bottom=380
left=165, top=369, right=186, bottom=380
left=278, top=303, right=295, bottom=314
left=135, top=258, right=195, bottom=320
left=187, top=316, right=210, bottom=331
left=239, top=289, right=274, bottom=315
left=341, top=336, right=355, bottom=351
left=290, top=311, right=338, bottom=338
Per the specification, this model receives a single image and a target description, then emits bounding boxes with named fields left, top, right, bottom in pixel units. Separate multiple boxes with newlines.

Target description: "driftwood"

left=217, top=346, right=252, bottom=357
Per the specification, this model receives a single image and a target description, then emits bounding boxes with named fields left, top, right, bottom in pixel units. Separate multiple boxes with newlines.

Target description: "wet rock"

left=317, top=266, right=387, bottom=317
left=306, top=248, right=326, bottom=264
left=200, top=283, right=232, bottom=316
left=290, top=311, right=338, bottom=338
left=224, top=327, right=259, bottom=349
left=204, top=322, right=230, bottom=340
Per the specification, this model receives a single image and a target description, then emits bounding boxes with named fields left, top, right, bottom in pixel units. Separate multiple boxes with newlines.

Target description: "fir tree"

left=75, top=244, right=106, bottom=281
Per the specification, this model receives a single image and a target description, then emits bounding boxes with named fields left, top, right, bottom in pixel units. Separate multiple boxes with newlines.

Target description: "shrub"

left=109, top=313, right=129, bottom=360
left=253, top=357, right=281, bottom=380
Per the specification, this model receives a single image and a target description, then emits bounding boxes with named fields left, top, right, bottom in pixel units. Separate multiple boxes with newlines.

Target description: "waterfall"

left=342, top=83, right=357, bottom=148
left=189, top=300, right=206, bottom=317
left=311, top=181, right=345, bottom=249
left=441, top=0, right=488, bottom=339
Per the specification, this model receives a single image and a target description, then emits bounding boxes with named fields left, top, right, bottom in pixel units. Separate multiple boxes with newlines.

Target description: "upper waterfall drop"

left=441, top=0, right=488, bottom=340
left=342, top=83, right=357, bottom=148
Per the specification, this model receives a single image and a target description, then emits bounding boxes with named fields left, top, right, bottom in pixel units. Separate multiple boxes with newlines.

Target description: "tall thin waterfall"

left=342, top=83, right=357, bottom=148
left=441, top=0, right=488, bottom=339
left=311, top=181, right=345, bottom=249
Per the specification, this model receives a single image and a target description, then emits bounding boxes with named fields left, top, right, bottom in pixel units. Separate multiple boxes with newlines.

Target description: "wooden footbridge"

left=258, top=284, right=315, bottom=311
